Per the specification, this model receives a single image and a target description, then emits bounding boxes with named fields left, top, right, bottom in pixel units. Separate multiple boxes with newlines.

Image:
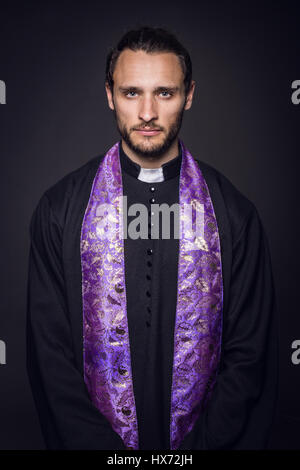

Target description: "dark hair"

left=105, top=26, right=192, bottom=96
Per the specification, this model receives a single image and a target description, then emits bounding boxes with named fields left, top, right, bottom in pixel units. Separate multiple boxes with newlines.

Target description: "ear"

left=184, top=80, right=195, bottom=110
left=105, top=82, right=115, bottom=110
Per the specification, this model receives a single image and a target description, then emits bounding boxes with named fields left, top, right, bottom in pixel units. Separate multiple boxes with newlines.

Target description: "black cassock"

left=26, top=141, right=278, bottom=450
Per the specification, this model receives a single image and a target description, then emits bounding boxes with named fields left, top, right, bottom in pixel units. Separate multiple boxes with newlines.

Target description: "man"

left=26, top=26, right=278, bottom=450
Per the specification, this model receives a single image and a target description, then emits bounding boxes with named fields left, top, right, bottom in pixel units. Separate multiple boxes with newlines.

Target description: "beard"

left=112, top=102, right=185, bottom=160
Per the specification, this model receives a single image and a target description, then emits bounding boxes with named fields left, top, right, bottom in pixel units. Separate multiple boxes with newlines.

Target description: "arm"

left=26, top=193, right=126, bottom=450
left=179, top=206, right=279, bottom=449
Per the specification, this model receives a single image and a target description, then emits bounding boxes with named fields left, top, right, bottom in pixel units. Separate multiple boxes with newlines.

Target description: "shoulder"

left=44, top=154, right=104, bottom=209
left=31, top=154, right=105, bottom=227
left=194, top=157, right=259, bottom=244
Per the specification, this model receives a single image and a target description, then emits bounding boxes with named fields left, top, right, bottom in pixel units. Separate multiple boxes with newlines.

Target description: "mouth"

left=134, top=128, right=162, bottom=136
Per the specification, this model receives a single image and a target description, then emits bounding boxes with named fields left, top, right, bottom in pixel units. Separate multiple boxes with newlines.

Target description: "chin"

left=133, top=141, right=164, bottom=155
left=132, top=134, right=164, bottom=148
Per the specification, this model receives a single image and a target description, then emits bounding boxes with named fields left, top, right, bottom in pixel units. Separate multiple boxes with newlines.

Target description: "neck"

left=121, top=138, right=179, bottom=169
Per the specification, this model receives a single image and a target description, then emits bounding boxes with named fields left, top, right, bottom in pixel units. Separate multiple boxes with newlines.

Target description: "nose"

left=138, top=94, right=158, bottom=123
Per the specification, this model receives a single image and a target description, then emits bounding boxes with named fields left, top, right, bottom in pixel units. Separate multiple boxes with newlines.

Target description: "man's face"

left=105, top=49, right=195, bottom=159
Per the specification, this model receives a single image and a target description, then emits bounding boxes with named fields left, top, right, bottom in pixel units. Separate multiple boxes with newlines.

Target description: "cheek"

left=116, top=99, right=136, bottom=115
left=117, top=105, right=138, bottom=127
left=159, top=99, right=184, bottom=118
left=160, top=106, right=182, bottom=125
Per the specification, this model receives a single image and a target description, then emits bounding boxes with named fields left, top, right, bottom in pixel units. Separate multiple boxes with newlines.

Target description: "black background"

left=0, top=0, right=299, bottom=449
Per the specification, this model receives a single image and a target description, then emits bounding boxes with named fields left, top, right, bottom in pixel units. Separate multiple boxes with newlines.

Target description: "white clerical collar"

left=137, top=167, right=164, bottom=183
left=119, top=141, right=182, bottom=182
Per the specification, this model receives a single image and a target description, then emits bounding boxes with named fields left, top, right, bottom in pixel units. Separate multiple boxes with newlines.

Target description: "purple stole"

left=80, top=140, right=223, bottom=449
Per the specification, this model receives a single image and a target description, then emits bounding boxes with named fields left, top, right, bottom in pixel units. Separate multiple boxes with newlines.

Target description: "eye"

left=159, top=91, right=173, bottom=98
left=126, top=91, right=138, bottom=98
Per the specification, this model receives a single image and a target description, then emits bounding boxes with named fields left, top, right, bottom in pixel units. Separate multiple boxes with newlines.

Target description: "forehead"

left=113, top=49, right=184, bottom=86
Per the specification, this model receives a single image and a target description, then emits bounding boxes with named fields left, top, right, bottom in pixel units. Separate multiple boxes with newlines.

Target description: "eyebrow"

left=118, top=86, right=180, bottom=93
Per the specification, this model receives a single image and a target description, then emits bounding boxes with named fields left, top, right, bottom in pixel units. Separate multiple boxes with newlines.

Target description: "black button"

left=147, top=261, right=152, bottom=267
left=146, top=274, right=151, bottom=280
left=149, top=197, right=155, bottom=203
left=147, top=248, right=153, bottom=255
left=149, top=186, right=155, bottom=192
left=146, top=320, right=151, bottom=327
left=147, top=306, right=151, bottom=313
left=146, top=291, right=151, bottom=297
